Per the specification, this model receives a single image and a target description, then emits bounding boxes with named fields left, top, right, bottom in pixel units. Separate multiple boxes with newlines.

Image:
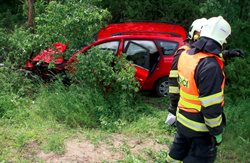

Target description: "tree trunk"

left=28, top=0, right=34, bottom=29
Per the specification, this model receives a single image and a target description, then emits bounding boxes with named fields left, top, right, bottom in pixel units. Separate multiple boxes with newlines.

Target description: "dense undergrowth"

left=0, top=0, right=249, bottom=162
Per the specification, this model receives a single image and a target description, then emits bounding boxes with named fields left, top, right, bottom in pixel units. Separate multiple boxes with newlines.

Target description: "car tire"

left=154, top=77, right=169, bottom=97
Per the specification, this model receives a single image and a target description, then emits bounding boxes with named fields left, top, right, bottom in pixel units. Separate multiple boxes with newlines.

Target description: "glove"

left=165, top=112, right=176, bottom=126
left=214, top=134, right=223, bottom=146
left=222, top=49, right=244, bottom=60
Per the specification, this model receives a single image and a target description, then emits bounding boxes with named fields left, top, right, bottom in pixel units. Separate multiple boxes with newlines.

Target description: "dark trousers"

left=168, top=131, right=217, bottom=163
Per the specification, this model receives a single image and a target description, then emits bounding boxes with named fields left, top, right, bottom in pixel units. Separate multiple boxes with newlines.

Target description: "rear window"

left=157, top=40, right=178, bottom=56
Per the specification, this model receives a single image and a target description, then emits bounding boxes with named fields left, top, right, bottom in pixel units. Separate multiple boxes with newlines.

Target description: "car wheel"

left=155, top=77, right=169, bottom=97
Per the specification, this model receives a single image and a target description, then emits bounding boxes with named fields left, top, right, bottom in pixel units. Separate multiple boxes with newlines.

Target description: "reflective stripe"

left=199, top=91, right=224, bottom=107
left=169, top=70, right=178, bottom=78
left=179, top=107, right=199, bottom=113
left=219, top=53, right=225, bottom=62
left=179, top=98, right=201, bottom=111
left=177, top=112, right=209, bottom=132
left=204, top=115, right=222, bottom=128
left=169, top=86, right=180, bottom=94
left=166, top=155, right=182, bottom=163
left=180, top=90, right=199, bottom=100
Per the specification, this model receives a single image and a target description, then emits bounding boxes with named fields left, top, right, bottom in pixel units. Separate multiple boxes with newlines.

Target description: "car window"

left=124, top=40, right=159, bottom=71
left=158, top=40, right=178, bottom=56
left=97, top=41, right=119, bottom=54
left=124, top=40, right=158, bottom=53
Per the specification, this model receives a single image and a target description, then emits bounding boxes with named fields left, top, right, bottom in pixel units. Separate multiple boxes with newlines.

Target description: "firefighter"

left=165, top=18, right=244, bottom=126
left=166, top=18, right=207, bottom=126
left=165, top=16, right=232, bottom=163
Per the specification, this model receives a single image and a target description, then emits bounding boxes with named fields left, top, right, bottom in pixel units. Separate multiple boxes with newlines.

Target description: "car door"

left=123, top=40, right=156, bottom=86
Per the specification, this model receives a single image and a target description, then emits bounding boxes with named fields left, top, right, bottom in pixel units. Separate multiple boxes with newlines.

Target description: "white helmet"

left=188, top=18, right=207, bottom=40
left=200, top=16, right=231, bottom=45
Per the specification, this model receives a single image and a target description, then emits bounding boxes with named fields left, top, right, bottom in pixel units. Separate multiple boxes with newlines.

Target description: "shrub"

left=71, top=47, right=139, bottom=95
left=224, top=53, right=250, bottom=100
left=35, top=48, right=148, bottom=130
left=34, top=0, right=111, bottom=55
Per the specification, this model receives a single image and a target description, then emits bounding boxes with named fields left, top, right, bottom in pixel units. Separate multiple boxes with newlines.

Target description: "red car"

left=26, top=22, right=186, bottom=96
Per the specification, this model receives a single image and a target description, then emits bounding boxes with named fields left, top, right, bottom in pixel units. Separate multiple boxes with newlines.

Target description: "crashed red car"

left=25, top=22, right=186, bottom=96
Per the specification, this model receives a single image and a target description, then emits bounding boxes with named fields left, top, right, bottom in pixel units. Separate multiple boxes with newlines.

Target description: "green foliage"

left=34, top=48, right=147, bottom=130
left=71, top=48, right=143, bottom=129
left=199, top=0, right=250, bottom=51
left=0, top=94, right=16, bottom=118
left=34, top=0, right=111, bottom=52
left=217, top=98, right=250, bottom=162
left=97, top=0, right=201, bottom=25
left=36, top=83, right=107, bottom=128
left=6, top=27, right=36, bottom=66
left=224, top=54, right=250, bottom=100
left=72, top=47, right=139, bottom=95
left=0, top=0, right=112, bottom=68
left=98, top=0, right=250, bottom=53
left=0, top=0, right=24, bottom=29
left=42, top=133, right=66, bottom=154
left=0, top=64, right=39, bottom=97
left=0, top=28, right=10, bottom=61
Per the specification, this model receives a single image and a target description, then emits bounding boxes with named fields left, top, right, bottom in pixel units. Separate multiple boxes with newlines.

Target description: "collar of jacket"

left=188, top=37, right=222, bottom=56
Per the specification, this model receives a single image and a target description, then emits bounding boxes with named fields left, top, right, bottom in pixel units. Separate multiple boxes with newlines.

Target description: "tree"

left=28, top=0, right=34, bottom=29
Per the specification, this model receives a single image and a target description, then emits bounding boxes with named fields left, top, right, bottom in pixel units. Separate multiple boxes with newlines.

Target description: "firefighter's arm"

left=195, top=58, right=224, bottom=136
left=168, top=49, right=183, bottom=115
left=220, top=49, right=244, bottom=61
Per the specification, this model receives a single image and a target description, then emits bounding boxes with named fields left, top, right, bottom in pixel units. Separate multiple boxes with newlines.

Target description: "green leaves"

left=66, top=47, right=141, bottom=129
left=72, top=47, right=139, bottom=95
left=35, top=1, right=111, bottom=54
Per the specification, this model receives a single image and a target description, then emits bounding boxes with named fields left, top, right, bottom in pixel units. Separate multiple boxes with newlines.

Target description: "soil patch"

left=36, top=133, right=169, bottom=162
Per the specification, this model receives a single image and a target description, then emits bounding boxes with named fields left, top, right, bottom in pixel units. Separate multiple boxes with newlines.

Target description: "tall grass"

left=217, top=97, right=250, bottom=162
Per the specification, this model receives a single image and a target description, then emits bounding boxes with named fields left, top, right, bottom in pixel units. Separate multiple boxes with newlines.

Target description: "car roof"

left=97, top=21, right=187, bottom=40
left=94, top=34, right=185, bottom=46
left=75, top=34, right=184, bottom=55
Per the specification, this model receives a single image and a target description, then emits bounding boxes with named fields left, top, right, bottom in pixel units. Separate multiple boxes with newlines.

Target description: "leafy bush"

left=0, top=1, right=24, bottom=30
left=0, top=94, right=16, bottom=118
left=224, top=54, right=250, bottom=100
left=0, top=65, right=38, bottom=97
left=35, top=0, right=111, bottom=54
left=34, top=48, right=151, bottom=130
left=71, top=48, right=151, bottom=130
left=97, top=0, right=200, bottom=26
left=71, top=47, right=139, bottom=95
left=6, top=27, right=36, bottom=66
left=0, top=28, right=9, bottom=62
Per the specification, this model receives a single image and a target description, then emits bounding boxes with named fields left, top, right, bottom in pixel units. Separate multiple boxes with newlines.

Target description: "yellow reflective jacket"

left=177, top=50, right=225, bottom=135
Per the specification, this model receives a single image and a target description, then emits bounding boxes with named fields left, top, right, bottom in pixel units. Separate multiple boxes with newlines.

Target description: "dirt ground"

left=34, top=133, right=169, bottom=162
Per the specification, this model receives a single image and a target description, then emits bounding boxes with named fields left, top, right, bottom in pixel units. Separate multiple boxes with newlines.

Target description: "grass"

left=216, top=97, right=250, bottom=163
left=0, top=98, right=72, bottom=161
left=0, top=89, right=249, bottom=162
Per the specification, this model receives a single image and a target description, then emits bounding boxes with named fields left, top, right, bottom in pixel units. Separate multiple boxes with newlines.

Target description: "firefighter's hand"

left=165, top=112, right=176, bottom=126
left=214, top=134, right=223, bottom=146
left=222, top=49, right=244, bottom=60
